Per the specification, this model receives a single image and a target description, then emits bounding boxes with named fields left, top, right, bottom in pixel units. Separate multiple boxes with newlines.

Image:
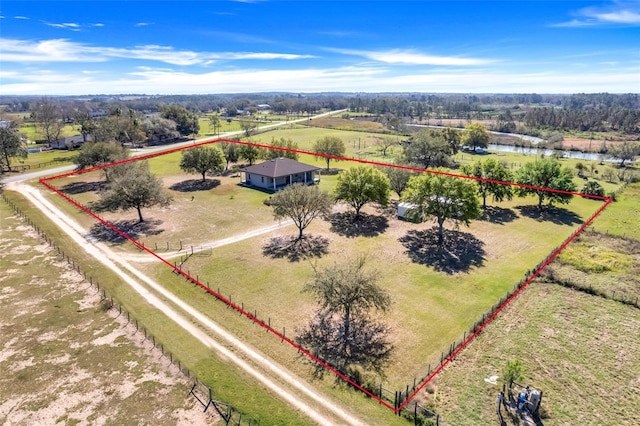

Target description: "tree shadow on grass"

left=263, top=234, right=329, bottom=262
left=479, top=206, right=518, bottom=225
left=59, top=181, right=104, bottom=195
left=327, top=212, right=389, bottom=238
left=516, top=205, right=582, bottom=226
left=89, top=219, right=164, bottom=245
left=169, top=178, right=221, bottom=192
left=399, top=227, right=486, bottom=274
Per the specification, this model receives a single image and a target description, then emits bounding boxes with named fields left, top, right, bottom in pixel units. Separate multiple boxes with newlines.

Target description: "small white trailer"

left=397, top=202, right=423, bottom=222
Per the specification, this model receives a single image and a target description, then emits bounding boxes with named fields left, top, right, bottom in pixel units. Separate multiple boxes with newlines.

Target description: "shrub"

left=580, top=181, right=605, bottom=197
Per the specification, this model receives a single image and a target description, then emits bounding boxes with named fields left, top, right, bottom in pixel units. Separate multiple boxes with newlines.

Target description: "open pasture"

left=41, top=139, right=611, bottom=393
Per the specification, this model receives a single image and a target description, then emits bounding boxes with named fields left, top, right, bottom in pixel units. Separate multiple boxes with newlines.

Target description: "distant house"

left=52, top=135, right=92, bottom=150
left=240, top=158, right=320, bottom=192
left=89, top=110, right=108, bottom=119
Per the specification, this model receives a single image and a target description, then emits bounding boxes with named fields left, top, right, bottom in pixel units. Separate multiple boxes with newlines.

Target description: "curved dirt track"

left=11, top=182, right=364, bottom=426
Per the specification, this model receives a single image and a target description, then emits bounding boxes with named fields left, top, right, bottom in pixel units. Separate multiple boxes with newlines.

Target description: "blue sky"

left=1, top=0, right=639, bottom=95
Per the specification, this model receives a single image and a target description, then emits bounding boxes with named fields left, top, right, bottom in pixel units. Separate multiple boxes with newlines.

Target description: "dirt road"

left=10, top=182, right=364, bottom=426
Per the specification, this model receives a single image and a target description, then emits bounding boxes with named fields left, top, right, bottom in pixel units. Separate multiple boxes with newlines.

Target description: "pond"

left=486, top=144, right=615, bottom=162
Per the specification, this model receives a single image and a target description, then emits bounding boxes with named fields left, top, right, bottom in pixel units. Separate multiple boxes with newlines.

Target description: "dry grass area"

left=301, top=117, right=389, bottom=133
left=431, top=282, right=640, bottom=426
left=0, top=204, right=216, bottom=425
left=560, top=137, right=629, bottom=152
left=552, top=230, right=640, bottom=302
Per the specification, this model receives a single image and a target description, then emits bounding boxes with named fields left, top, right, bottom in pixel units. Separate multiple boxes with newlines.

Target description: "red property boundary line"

left=39, top=138, right=613, bottom=414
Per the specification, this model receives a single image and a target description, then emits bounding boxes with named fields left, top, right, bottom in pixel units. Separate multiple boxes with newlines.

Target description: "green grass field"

left=38, top=135, right=623, bottom=390
left=418, top=180, right=640, bottom=425
left=21, top=127, right=632, bottom=416
left=432, top=280, right=640, bottom=426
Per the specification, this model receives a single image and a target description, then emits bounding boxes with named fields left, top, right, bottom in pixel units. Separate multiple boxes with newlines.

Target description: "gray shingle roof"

left=240, top=158, right=319, bottom=178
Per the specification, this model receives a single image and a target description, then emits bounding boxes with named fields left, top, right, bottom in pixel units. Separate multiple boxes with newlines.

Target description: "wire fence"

left=9, top=164, right=626, bottom=422
left=1, top=193, right=261, bottom=426
left=392, top=195, right=614, bottom=419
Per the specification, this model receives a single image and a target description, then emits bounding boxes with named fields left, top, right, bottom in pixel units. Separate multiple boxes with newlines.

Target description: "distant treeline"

left=1, top=92, right=638, bottom=134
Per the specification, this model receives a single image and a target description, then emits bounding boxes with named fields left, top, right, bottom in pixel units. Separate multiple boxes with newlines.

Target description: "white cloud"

left=328, top=48, right=495, bottom=66
left=44, top=22, right=82, bottom=31
left=553, top=1, right=640, bottom=27
left=2, top=65, right=638, bottom=95
left=14, top=16, right=29, bottom=20
left=593, top=9, right=640, bottom=23
left=0, top=38, right=314, bottom=66
left=135, top=22, right=153, bottom=27
left=0, top=39, right=106, bottom=62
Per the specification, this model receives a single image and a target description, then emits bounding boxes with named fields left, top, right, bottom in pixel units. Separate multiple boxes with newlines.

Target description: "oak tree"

left=270, top=184, right=333, bottom=240
left=99, top=161, right=172, bottom=223
left=0, top=127, right=26, bottom=173
left=334, top=166, right=390, bottom=219
left=313, top=136, right=346, bottom=170
left=297, top=257, right=394, bottom=377
left=461, top=158, right=514, bottom=209
left=515, top=158, right=576, bottom=210
left=179, top=145, right=225, bottom=182
left=403, top=171, right=482, bottom=245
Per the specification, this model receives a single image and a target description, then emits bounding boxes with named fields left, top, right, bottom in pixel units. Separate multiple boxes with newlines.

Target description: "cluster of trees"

left=215, top=137, right=302, bottom=168
left=523, top=106, right=639, bottom=133
left=22, top=98, right=200, bottom=147
left=401, top=123, right=490, bottom=168
left=347, top=93, right=639, bottom=134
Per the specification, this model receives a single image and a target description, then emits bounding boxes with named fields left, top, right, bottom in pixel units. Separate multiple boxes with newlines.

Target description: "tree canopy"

left=334, top=166, right=390, bottom=219
left=515, top=158, right=577, bottom=209
left=382, top=166, right=414, bottom=197
left=462, top=123, right=491, bottom=152
left=313, top=136, right=346, bottom=170
left=270, top=184, right=333, bottom=239
left=99, top=161, right=172, bottom=223
left=179, top=145, right=225, bottom=182
left=297, top=257, right=394, bottom=377
left=263, top=137, right=299, bottom=161
left=161, top=104, right=199, bottom=136
left=219, top=142, right=240, bottom=170
left=74, top=142, right=128, bottom=180
left=33, top=97, right=63, bottom=145
left=402, top=129, right=452, bottom=169
left=0, top=127, right=26, bottom=173
left=580, top=180, right=605, bottom=198
left=142, top=116, right=180, bottom=144
left=239, top=143, right=262, bottom=165
left=461, top=158, right=514, bottom=209
left=608, top=142, right=640, bottom=167
left=403, top=171, right=482, bottom=245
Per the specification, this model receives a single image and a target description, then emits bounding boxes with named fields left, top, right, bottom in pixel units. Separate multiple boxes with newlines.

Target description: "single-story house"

left=241, top=158, right=320, bottom=191
left=52, top=135, right=92, bottom=150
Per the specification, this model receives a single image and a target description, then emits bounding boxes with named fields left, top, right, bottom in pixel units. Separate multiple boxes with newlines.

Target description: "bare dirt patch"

left=0, top=206, right=217, bottom=425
